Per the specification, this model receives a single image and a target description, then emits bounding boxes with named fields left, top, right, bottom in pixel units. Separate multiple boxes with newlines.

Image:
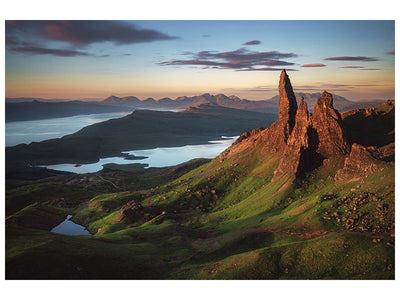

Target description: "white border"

left=1, top=1, right=399, bottom=300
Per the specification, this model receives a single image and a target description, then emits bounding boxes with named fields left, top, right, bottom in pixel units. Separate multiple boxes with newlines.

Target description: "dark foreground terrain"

left=5, top=71, right=394, bottom=279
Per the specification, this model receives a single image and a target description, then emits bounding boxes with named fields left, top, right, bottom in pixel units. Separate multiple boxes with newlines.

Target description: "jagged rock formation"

left=274, top=98, right=312, bottom=178
left=220, top=69, right=382, bottom=181
left=278, top=69, right=298, bottom=127
left=261, top=70, right=299, bottom=153
left=335, top=143, right=383, bottom=182
left=312, top=91, right=349, bottom=155
left=272, top=74, right=349, bottom=180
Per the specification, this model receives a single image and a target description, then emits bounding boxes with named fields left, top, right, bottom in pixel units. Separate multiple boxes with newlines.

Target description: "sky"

left=5, top=20, right=395, bottom=101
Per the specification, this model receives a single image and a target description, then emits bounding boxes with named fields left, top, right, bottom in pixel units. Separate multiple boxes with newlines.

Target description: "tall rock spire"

left=278, top=69, right=298, bottom=120
left=259, top=70, right=298, bottom=153
left=312, top=91, right=349, bottom=155
left=273, top=97, right=312, bottom=179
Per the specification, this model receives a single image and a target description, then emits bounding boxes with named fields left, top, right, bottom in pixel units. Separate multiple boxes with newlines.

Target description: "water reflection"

left=6, top=112, right=132, bottom=146
left=51, top=215, right=91, bottom=235
left=40, top=136, right=238, bottom=174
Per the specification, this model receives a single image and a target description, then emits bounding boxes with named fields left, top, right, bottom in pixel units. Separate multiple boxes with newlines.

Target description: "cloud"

left=8, top=45, right=115, bottom=58
left=237, top=67, right=297, bottom=72
left=324, top=56, right=378, bottom=62
left=340, top=66, right=364, bottom=68
left=238, top=81, right=381, bottom=93
left=6, top=20, right=178, bottom=48
left=8, top=46, right=91, bottom=57
left=360, top=68, right=381, bottom=71
left=385, top=50, right=395, bottom=55
left=301, top=63, right=326, bottom=67
left=160, top=47, right=297, bottom=71
left=243, top=40, right=261, bottom=45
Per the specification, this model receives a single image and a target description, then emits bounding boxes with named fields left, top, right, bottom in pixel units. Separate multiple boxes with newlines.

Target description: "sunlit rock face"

left=274, top=98, right=312, bottom=179
left=312, top=91, right=349, bottom=155
left=278, top=69, right=298, bottom=123
left=220, top=70, right=351, bottom=180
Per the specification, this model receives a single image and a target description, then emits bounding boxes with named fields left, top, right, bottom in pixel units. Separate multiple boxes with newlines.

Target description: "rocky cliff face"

left=272, top=72, right=349, bottom=180
left=278, top=69, right=298, bottom=129
left=220, top=69, right=384, bottom=182
left=261, top=70, right=299, bottom=153
left=312, top=91, right=349, bottom=155
left=274, top=98, right=312, bottom=178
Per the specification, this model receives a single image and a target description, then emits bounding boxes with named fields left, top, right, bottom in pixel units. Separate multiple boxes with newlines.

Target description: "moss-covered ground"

left=5, top=103, right=395, bottom=279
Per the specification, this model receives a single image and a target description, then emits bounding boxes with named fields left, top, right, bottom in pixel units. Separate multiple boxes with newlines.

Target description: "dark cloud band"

left=8, top=46, right=91, bottom=57
left=160, top=48, right=297, bottom=71
left=243, top=40, right=261, bottom=45
left=6, top=20, right=178, bottom=47
left=324, top=56, right=378, bottom=62
left=340, top=66, right=364, bottom=69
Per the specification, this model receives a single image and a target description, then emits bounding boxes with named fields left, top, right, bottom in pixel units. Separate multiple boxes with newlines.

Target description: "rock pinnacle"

left=278, top=69, right=298, bottom=120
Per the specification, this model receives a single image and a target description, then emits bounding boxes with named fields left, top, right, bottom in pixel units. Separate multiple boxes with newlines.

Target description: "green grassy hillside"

left=5, top=102, right=394, bottom=279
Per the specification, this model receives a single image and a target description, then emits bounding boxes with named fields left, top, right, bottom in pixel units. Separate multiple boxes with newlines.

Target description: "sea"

left=6, top=112, right=237, bottom=173
left=5, top=111, right=132, bottom=147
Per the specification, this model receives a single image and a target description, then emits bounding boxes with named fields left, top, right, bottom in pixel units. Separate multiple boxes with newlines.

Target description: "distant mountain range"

left=6, top=93, right=387, bottom=122
left=101, top=92, right=385, bottom=113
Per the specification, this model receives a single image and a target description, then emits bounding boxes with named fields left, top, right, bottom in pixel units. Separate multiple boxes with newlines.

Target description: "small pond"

left=51, top=215, right=92, bottom=236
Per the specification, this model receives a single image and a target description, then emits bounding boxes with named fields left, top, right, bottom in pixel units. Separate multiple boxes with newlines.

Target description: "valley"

left=5, top=70, right=395, bottom=279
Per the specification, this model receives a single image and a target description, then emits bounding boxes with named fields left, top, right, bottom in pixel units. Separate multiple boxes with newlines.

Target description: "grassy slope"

left=5, top=104, right=395, bottom=279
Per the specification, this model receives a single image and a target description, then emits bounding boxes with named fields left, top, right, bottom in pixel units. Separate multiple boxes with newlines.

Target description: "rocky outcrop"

left=221, top=70, right=352, bottom=180
left=312, top=91, right=349, bottom=155
left=231, top=127, right=265, bottom=146
left=117, top=200, right=162, bottom=223
left=262, top=70, right=298, bottom=153
left=271, top=79, right=349, bottom=180
left=274, top=98, right=312, bottom=178
left=117, top=200, right=144, bottom=222
left=278, top=69, right=298, bottom=122
left=367, top=143, right=395, bottom=161
left=335, top=143, right=383, bottom=182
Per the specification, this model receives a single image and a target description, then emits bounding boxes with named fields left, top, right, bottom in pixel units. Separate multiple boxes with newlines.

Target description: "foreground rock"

left=335, top=143, right=383, bottom=182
